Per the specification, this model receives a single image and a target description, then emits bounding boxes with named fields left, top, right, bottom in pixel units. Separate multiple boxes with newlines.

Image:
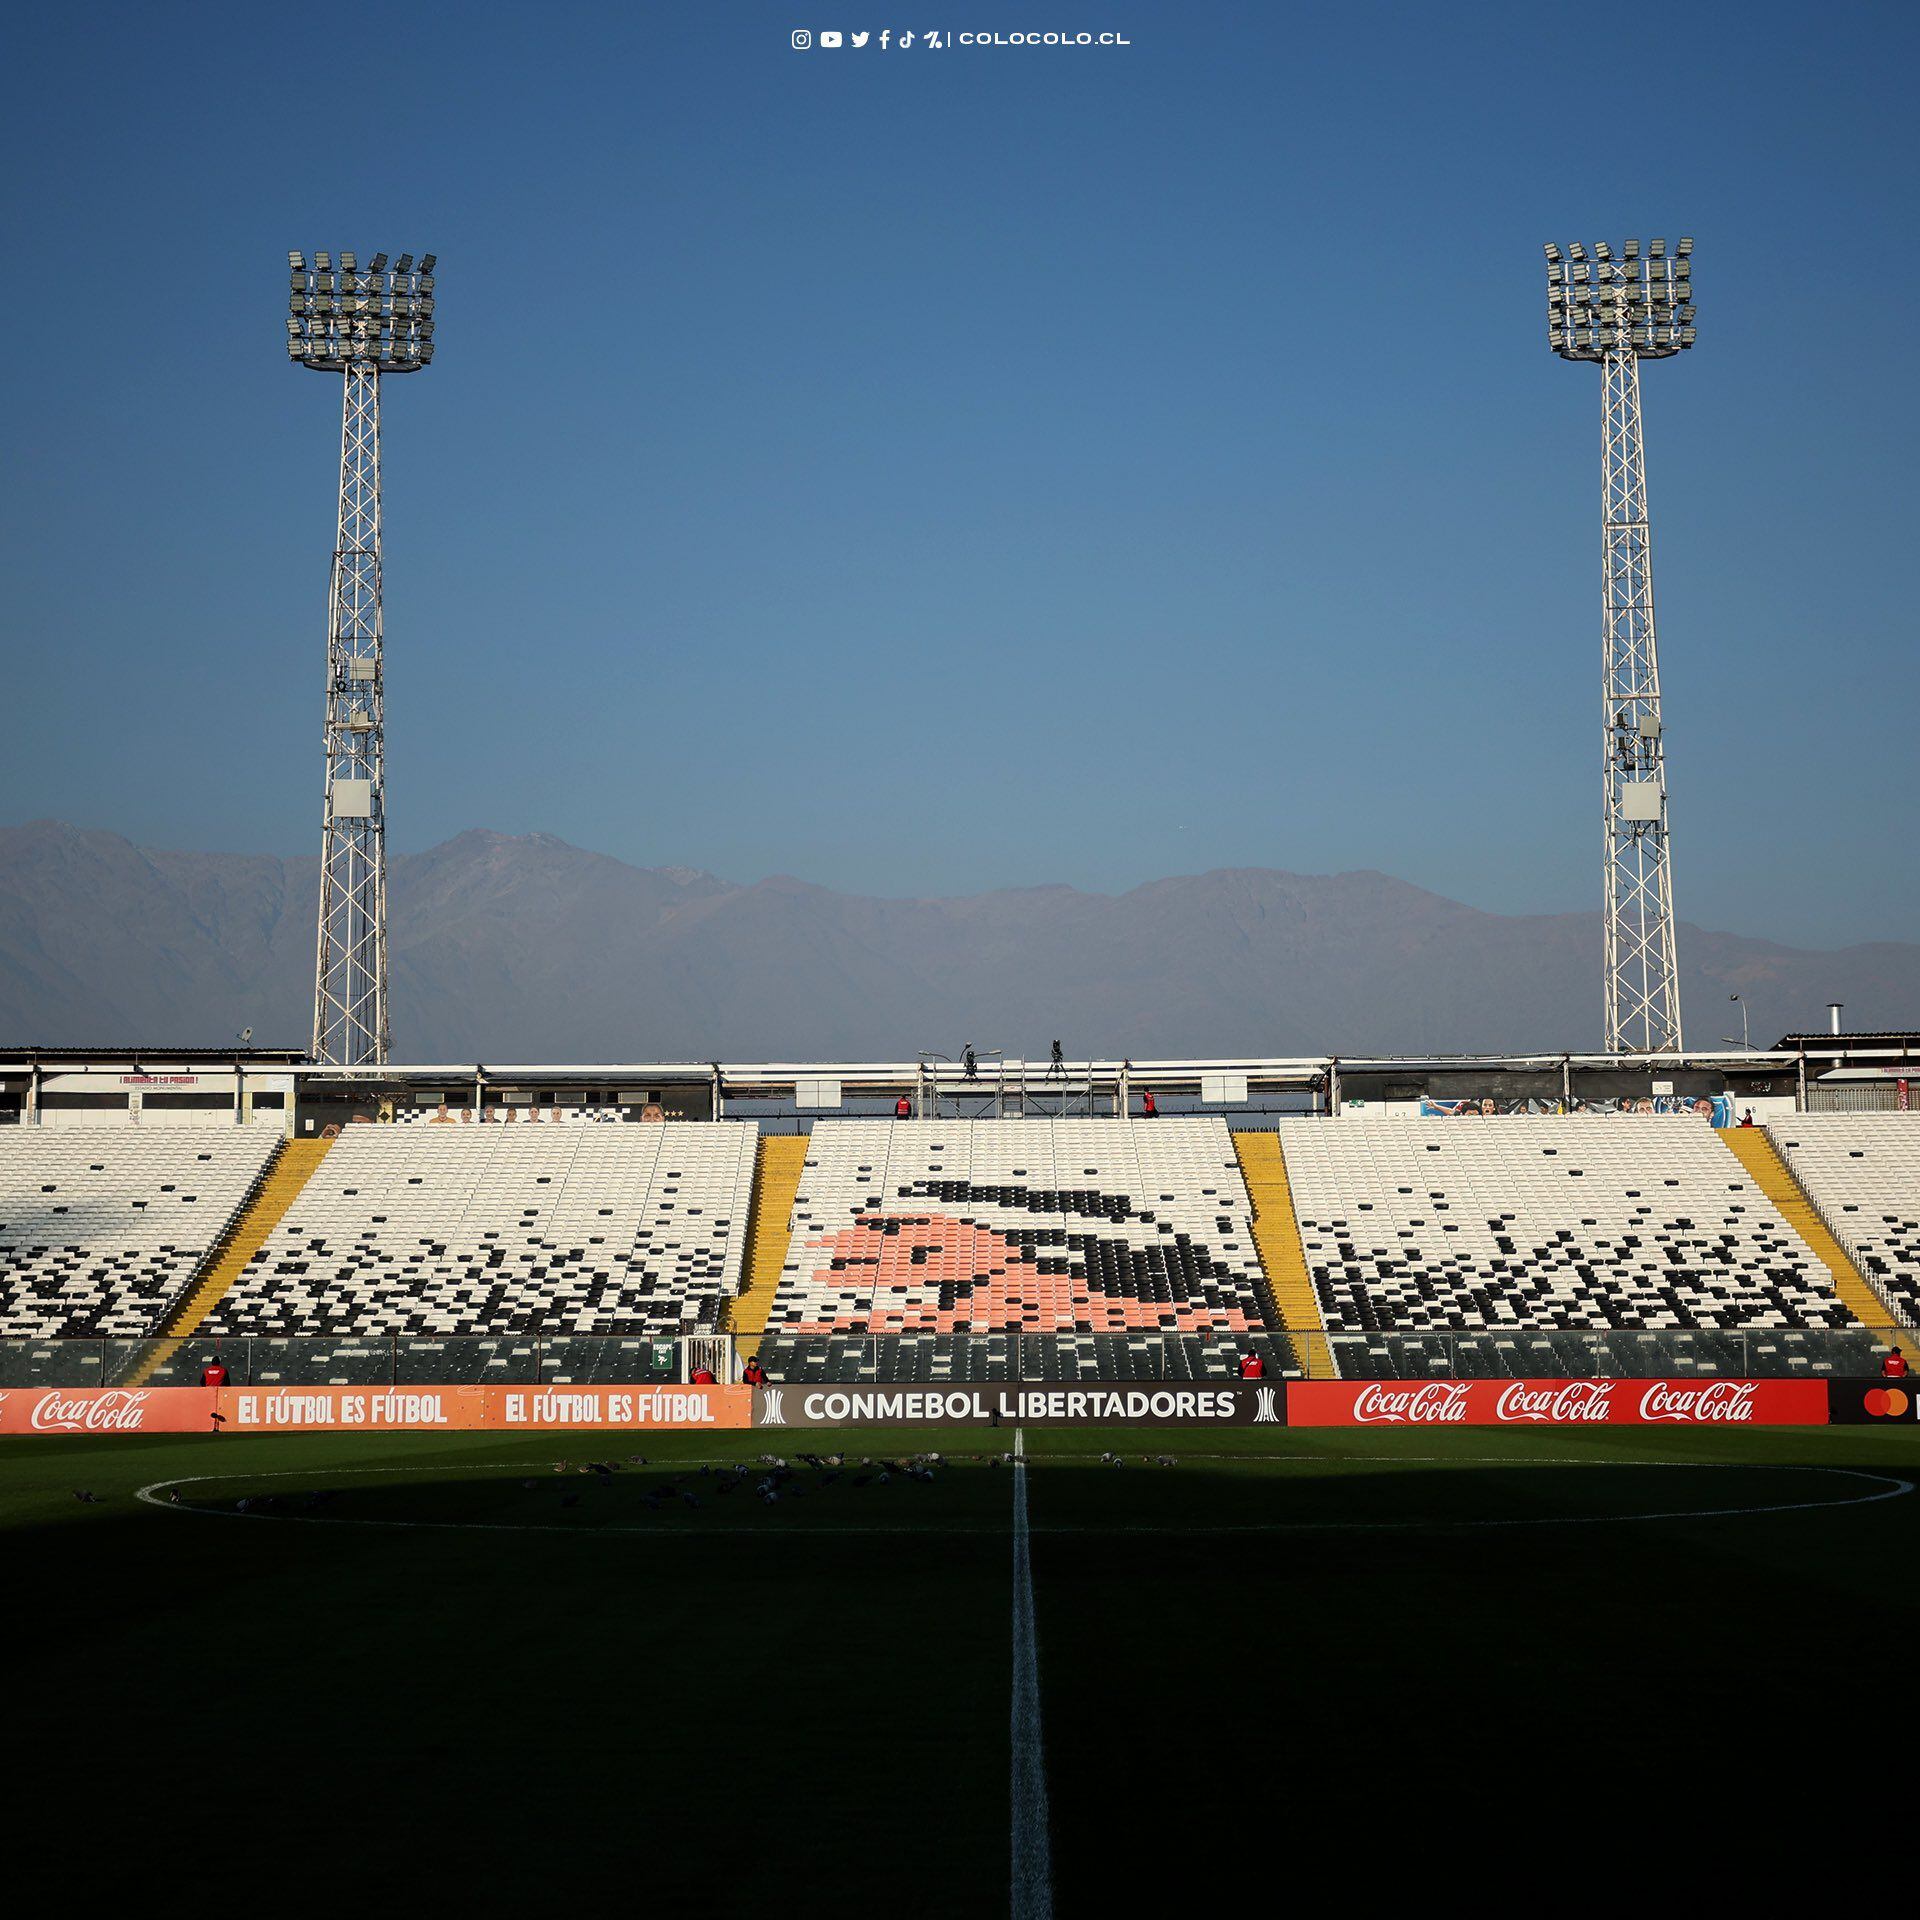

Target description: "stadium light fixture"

left=1543, top=237, right=1699, bottom=1055
left=288, top=249, right=437, bottom=373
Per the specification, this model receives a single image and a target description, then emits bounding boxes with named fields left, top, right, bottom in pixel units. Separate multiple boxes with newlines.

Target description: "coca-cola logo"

left=1495, top=1379, right=1615, bottom=1423
left=1350, top=1381, right=1471, bottom=1424
left=30, top=1390, right=152, bottom=1433
left=1637, top=1379, right=1757, bottom=1424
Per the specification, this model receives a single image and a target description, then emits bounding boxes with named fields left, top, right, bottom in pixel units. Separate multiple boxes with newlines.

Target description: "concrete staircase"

left=118, top=1138, right=335, bottom=1387
left=722, top=1134, right=808, bottom=1361
left=1233, top=1130, right=1335, bottom=1378
left=1718, top=1127, right=1920, bottom=1365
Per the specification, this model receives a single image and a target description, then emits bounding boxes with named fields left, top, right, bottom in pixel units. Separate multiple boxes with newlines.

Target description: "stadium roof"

left=1773, top=1031, right=1920, bottom=1053
left=0, top=1044, right=308, bottom=1064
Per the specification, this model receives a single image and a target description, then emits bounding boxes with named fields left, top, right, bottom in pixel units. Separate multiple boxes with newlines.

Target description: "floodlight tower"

left=286, top=248, right=437, bottom=1066
left=1544, top=236, right=1697, bottom=1054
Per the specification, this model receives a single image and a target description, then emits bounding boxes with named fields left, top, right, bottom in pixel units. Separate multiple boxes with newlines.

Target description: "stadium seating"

left=755, top=1118, right=1282, bottom=1380
left=1275, top=1117, right=1876, bottom=1378
left=0, top=1127, right=277, bottom=1338
left=200, top=1122, right=758, bottom=1338
left=1767, top=1115, right=1920, bottom=1326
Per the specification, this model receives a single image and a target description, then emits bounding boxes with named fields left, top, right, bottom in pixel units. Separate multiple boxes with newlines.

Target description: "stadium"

left=8, top=7, right=1920, bottom=1915
left=7, top=1044, right=1919, bottom=1906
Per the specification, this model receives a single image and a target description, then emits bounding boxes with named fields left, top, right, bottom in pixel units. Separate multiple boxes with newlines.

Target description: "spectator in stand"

left=1140, top=1089, right=1159, bottom=1119
left=200, top=1355, right=229, bottom=1388
left=1739, top=1109, right=1757, bottom=1127
left=1238, top=1351, right=1265, bottom=1380
left=1882, top=1348, right=1910, bottom=1380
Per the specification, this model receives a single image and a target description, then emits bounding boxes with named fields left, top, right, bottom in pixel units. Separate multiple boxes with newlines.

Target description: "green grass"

left=10, top=1424, right=1918, bottom=1911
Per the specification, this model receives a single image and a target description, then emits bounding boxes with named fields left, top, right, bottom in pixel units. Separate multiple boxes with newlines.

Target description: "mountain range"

left=1, top=819, right=1913, bottom=1060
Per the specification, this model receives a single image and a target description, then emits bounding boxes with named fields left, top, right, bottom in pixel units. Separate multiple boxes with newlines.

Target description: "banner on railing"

left=1285, top=1378, right=1830, bottom=1427
left=1420, top=1095, right=1735, bottom=1122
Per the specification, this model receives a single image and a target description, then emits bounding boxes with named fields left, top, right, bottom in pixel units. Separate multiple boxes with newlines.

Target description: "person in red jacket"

left=1238, top=1351, right=1265, bottom=1380
left=690, top=1365, right=716, bottom=1385
left=1882, top=1349, right=1910, bottom=1379
left=741, top=1357, right=767, bottom=1388
left=200, top=1358, right=229, bottom=1388
left=895, top=1095, right=912, bottom=1119
left=1140, top=1089, right=1158, bottom=1119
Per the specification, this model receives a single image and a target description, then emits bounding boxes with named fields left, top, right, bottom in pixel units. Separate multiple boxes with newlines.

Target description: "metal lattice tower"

left=1545, top=236, right=1696, bottom=1054
left=286, top=249, right=437, bottom=1065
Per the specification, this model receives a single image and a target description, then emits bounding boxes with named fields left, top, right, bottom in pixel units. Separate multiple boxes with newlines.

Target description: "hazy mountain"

left=1, top=819, right=1912, bottom=1059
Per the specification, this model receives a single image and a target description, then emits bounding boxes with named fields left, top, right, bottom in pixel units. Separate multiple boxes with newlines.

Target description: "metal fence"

left=3, top=1325, right=1907, bottom=1389
left=721, top=1097, right=1316, bottom=1132
left=1804, top=1086, right=1908, bottom=1113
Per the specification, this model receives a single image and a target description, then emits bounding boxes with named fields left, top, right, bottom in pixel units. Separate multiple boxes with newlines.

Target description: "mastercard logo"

left=1861, top=1388, right=1911, bottom=1419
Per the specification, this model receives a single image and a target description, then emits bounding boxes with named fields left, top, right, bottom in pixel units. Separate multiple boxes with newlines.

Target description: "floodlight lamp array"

left=287, top=249, right=438, bottom=371
left=1544, top=238, right=1695, bottom=361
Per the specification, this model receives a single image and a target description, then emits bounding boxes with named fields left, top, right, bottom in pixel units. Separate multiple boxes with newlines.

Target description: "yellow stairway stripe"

left=1718, top=1127, right=1920, bottom=1365
left=1233, top=1131, right=1335, bottom=1378
left=120, top=1138, right=335, bottom=1387
left=724, top=1133, right=809, bottom=1358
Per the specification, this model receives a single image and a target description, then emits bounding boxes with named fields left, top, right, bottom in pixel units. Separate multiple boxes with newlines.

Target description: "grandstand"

left=1768, top=1114, right=1920, bottom=1325
left=1275, top=1115, right=1884, bottom=1378
left=757, top=1117, right=1291, bottom=1381
left=1, top=1072, right=1912, bottom=1387
left=0, top=1127, right=276, bottom=1339
left=172, top=1120, right=756, bottom=1383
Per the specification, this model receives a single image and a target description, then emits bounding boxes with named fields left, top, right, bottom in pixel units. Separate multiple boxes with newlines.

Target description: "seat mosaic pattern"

left=0, top=1127, right=277, bottom=1337
left=1769, top=1114, right=1920, bottom=1324
left=202, top=1123, right=757, bottom=1338
left=1277, top=1118, right=1860, bottom=1373
left=753, top=1328, right=1297, bottom=1384
left=763, top=1119, right=1269, bottom=1343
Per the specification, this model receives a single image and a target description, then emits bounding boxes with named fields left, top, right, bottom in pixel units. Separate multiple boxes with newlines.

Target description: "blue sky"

left=4, top=0, right=1915, bottom=946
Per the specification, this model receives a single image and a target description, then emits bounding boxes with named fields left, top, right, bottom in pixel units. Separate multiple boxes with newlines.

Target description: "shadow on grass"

left=11, top=1446, right=1917, bottom=1914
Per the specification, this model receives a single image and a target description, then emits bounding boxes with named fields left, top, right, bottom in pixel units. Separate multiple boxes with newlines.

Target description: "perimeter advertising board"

left=1, top=1377, right=1904, bottom=1433
left=750, top=1384, right=1286, bottom=1427
left=1824, top=1380, right=1917, bottom=1424
left=218, top=1384, right=751, bottom=1431
left=1284, top=1378, right=1831, bottom=1427
left=0, top=1387, right=217, bottom=1434
left=0, top=1384, right=748, bottom=1434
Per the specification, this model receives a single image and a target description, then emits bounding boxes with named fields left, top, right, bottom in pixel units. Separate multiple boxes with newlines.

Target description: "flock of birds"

left=72, top=1447, right=1187, bottom=1516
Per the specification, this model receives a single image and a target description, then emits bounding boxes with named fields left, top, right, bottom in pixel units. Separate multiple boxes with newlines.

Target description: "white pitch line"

left=1010, top=1428, right=1053, bottom=1920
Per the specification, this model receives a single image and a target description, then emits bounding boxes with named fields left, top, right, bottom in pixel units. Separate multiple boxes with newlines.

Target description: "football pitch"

left=9, top=1422, right=1917, bottom=1912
